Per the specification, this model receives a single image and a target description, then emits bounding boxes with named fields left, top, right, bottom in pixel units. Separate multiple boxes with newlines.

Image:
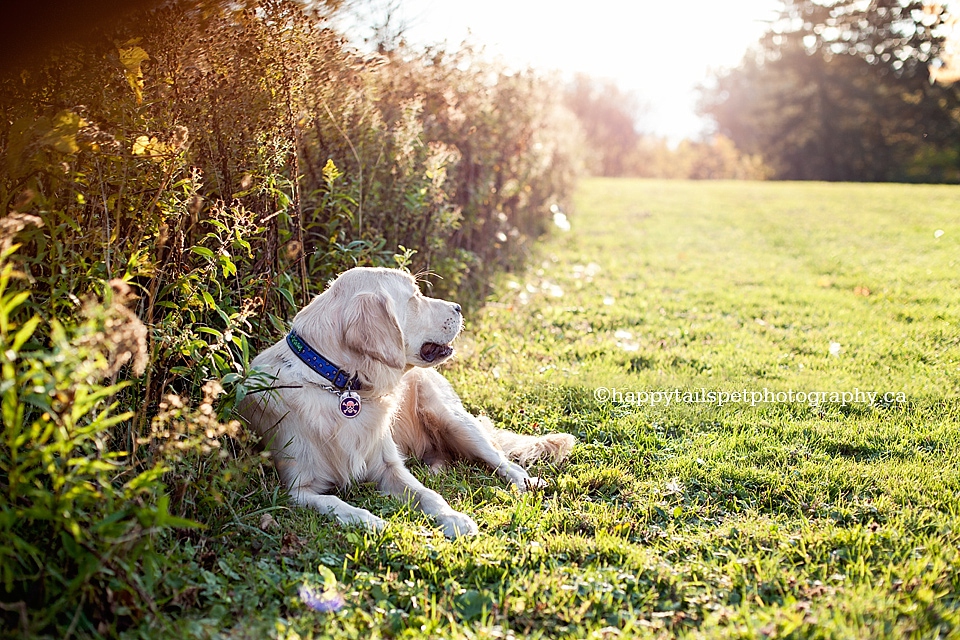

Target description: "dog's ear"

left=341, top=291, right=405, bottom=370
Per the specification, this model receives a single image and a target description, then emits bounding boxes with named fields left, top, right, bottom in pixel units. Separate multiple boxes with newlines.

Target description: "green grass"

left=141, top=178, right=960, bottom=639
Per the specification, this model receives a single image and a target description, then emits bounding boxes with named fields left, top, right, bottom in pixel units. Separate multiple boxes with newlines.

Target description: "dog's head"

left=292, top=267, right=463, bottom=389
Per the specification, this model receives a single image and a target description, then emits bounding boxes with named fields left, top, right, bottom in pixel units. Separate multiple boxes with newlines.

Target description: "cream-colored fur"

left=240, top=267, right=575, bottom=538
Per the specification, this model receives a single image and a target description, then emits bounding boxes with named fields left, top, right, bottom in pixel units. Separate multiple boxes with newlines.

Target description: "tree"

left=700, top=0, right=960, bottom=182
left=564, top=75, right=643, bottom=176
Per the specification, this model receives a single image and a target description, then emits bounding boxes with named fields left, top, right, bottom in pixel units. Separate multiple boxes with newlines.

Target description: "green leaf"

left=11, top=315, right=40, bottom=352
left=454, top=589, right=494, bottom=621
left=201, top=290, right=216, bottom=310
left=1, top=291, right=31, bottom=319
left=153, top=496, right=202, bottom=529
left=196, top=326, right=224, bottom=340
left=219, top=253, right=237, bottom=278
left=191, top=246, right=215, bottom=261
left=275, top=287, right=296, bottom=310
left=117, top=43, right=149, bottom=105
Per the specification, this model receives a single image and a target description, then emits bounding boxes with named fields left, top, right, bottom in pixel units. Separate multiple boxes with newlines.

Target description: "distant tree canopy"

left=564, top=75, right=769, bottom=180
left=700, top=0, right=960, bottom=183
left=564, top=75, right=642, bottom=177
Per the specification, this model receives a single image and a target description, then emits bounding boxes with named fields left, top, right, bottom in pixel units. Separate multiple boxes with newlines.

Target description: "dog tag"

left=339, top=391, right=362, bottom=419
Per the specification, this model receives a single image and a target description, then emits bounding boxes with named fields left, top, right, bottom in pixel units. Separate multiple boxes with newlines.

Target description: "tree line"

left=702, top=0, right=960, bottom=183
left=570, top=0, right=960, bottom=183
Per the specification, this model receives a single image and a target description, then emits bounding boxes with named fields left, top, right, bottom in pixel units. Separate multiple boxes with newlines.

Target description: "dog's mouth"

left=419, top=342, right=454, bottom=363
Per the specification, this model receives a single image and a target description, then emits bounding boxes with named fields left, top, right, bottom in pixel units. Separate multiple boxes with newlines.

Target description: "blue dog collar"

left=286, top=329, right=362, bottom=392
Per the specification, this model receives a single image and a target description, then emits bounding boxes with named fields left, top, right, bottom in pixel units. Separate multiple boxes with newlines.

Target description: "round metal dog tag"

left=339, top=391, right=362, bottom=419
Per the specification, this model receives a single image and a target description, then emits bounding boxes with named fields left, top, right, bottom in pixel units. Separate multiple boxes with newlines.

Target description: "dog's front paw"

left=436, top=511, right=478, bottom=539
left=512, top=475, right=548, bottom=492
left=517, top=476, right=550, bottom=491
left=341, top=507, right=387, bottom=533
left=505, top=470, right=548, bottom=492
left=362, top=514, right=388, bottom=532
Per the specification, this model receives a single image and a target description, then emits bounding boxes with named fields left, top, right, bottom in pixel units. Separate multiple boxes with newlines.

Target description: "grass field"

left=148, top=178, right=960, bottom=638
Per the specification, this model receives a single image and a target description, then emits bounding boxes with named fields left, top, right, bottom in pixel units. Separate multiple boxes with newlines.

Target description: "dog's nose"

left=453, top=303, right=462, bottom=315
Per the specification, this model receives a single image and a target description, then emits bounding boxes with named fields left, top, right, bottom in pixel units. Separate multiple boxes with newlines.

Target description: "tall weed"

left=0, top=237, right=197, bottom=633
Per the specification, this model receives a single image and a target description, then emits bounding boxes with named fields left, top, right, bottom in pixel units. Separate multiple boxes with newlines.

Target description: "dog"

left=240, top=267, right=575, bottom=538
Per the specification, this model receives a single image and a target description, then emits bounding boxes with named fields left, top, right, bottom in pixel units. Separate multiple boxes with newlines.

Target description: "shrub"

left=0, top=0, right=580, bottom=632
left=0, top=235, right=196, bottom=634
left=629, top=135, right=771, bottom=180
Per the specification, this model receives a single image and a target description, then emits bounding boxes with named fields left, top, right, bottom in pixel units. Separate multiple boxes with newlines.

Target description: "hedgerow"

left=0, top=0, right=579, bottom=633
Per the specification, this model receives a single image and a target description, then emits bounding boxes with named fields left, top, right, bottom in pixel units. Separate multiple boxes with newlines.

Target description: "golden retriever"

left=241, top=267, right=575, bottom=538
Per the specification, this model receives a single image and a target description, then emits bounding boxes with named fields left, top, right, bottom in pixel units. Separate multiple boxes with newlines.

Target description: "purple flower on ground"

left=299, top=583, right=346, bottom=613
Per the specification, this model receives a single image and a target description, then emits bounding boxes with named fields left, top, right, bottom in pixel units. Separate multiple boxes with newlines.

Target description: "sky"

left=387, top=0, right=783, bottom=142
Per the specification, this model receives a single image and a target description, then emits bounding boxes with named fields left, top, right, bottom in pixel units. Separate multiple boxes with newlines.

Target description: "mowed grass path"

left=161, top=179, right=960, bottom=639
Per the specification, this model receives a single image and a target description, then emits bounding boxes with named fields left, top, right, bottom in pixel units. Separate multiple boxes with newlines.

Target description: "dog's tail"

left=477, top=416, right=575, bottom=467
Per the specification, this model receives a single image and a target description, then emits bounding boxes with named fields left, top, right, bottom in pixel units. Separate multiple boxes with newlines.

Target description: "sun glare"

left=401, top=0, right=780, bottom=140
